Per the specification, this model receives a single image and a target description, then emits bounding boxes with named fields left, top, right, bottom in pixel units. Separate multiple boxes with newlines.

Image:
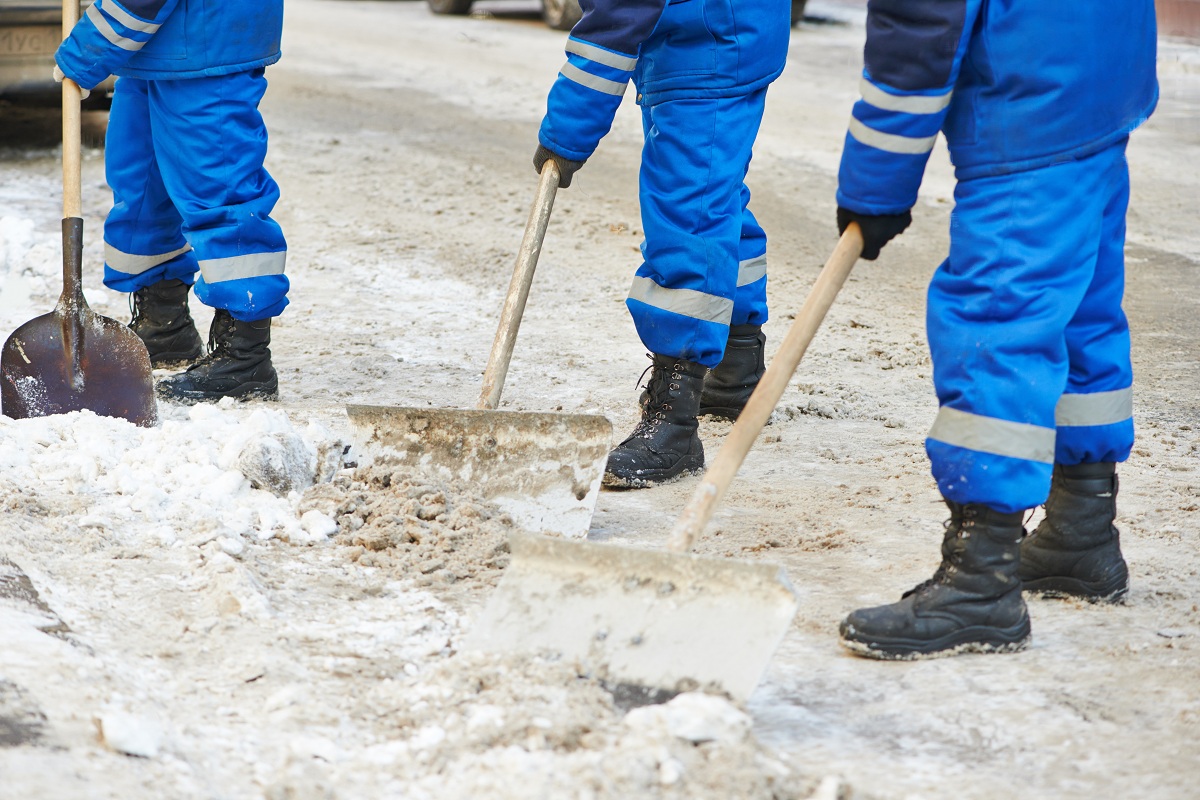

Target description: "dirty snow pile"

left=0, top=401, right=346, bottom=549
left=311, top=464, right=517, bottom=594
left=0, top=214, right=52, bottom=319
left=0, top=405, right=819, bottom=798
left=273, top=657, right=812, bottom=800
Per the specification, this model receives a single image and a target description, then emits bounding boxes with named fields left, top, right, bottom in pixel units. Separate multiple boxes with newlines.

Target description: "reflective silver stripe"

left=565, top=40, right=636, bottom=71
left=86, top=4, right=146, bottom=51
left=104, top=242, right=192, bottom=275
left=859, top=79, right=952, bottom=115
left=1055, top=388, right=1133, bottom=427
left=847, top=116, right=938, bottom=155
left=199, top=251, right=287, bottom=283
left=737, top=255, right=767, bottom=288
left=102, top=2, right=161, bottom=34
left=928, top=406, right=1056, bottom=464
left=628, top=276, right=733, bottom=325
left=561, top=62, right=627, bottom=97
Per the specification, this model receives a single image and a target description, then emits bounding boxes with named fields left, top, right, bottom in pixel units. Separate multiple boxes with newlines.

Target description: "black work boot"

left=128, top=279, right=204, bottom=367
left=156, top=309, right=278, bottom=404
left=1020, top=462, right=1129, bottom=603
left=603, top=353, right=706, bottom=488
left=839, top=501, right=1032, bottom=660
left=699, top=324, right=766, bottom=421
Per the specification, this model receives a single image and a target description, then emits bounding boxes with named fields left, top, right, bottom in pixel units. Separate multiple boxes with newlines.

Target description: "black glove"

left=837, top=206, right=912, bottom=261
left=533, top=144, right=586, bottom=189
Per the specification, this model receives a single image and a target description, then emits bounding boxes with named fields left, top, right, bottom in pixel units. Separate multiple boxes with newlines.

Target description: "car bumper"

left=0, top=14, right=114, bottom=108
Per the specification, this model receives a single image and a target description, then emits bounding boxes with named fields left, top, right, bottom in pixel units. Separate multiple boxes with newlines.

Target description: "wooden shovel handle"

left=666, top=223, right=865, bottom=554
left=62, top=0, right=82, bottom=220
left=477, top=160, right=561, bottom=410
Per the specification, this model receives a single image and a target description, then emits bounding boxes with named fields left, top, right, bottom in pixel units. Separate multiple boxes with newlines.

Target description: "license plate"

left=0, top=25, right=61, bottom=58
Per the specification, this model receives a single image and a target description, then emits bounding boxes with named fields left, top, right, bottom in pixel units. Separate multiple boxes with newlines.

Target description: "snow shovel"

left=347, top=161, right=611, bottom=538
left=465, top=225, right=866, bottom=705
left=0, top=2, right=156, bottom=426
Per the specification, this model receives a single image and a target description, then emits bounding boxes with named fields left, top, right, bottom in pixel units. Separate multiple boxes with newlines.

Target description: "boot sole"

left=602, top=462, right=704, bottom=490
left=136, top=331, right=204, bottom=367
left=698, top=405, right=742, bottom=422
left=1022, top=575, right=1129, bottom=604
left=149, top=353, right=204, bottom=369
left=698, top=405, right=776, bottom=425
left=156, top=381, right=280, bottom=406
left=838, top=620, right=1032, bottom=661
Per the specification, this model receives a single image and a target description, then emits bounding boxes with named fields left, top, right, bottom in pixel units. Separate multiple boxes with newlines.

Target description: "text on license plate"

left=0, top=26, right=61, bottom=58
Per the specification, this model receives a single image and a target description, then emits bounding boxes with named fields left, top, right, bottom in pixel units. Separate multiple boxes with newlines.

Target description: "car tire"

left=791, top=0, right=808, bottom=26
left=427, top=0, right=474, bottom=15
left=542, top=0, right=582, bottom=31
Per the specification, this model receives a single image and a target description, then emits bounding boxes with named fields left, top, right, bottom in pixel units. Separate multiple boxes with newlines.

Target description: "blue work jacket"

left=539, top=0, right=790, bottom=162
left=56, top=0, right=282, bottom=90
left=837, top=0, right=1159, bottom=214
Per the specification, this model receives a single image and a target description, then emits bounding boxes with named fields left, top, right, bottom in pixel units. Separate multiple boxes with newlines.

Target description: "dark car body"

left=427, top=0, right=808, bottom=32
left=0, top=1, right=113, bottom=108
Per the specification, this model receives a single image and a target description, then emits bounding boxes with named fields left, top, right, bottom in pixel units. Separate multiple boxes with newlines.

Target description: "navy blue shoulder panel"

left=864, top=0, right=967, bottom=91
left=572, top=0, right=668, bottom=55
left=119, top=0, right=173, bottom=20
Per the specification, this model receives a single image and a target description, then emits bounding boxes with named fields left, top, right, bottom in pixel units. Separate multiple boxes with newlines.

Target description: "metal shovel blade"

left=347, top=405, right=612, bottom=539
left=1, top=220, right=156, bottom=427
left=464, top=532, right=799, bottom=704
left=2, top=4, right=155, bottom=426
left=1, top=306, right=157, bottom=426
left=463, top=231, right=865, bottom=704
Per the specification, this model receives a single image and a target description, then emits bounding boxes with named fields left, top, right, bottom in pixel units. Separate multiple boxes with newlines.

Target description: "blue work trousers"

left=626, top=88, right=770, bottom=368
left=102, top=70, right=289, bottom=322
left=926, top=139, right=1135, bottom=513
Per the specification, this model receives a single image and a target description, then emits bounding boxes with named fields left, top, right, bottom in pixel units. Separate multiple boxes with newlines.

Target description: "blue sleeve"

left=836, top=0, right=982, bottom=215
left=54, top=0, right=181, bottom=90
left=538, top=0, right=668, bottom=162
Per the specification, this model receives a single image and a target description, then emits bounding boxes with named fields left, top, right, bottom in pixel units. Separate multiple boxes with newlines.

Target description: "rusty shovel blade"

left=347, top=404, right=611, bottom=539
left=1, top=219, right=156, bottom=426
left=462, top=230, right=867, bottom=706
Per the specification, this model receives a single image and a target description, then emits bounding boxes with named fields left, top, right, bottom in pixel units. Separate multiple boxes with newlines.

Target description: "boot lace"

left=182, top=312, right=235, bottom=371
left=128, top=290, right=145, bottom=326
left=901, top=511, right=972, bottom=598
left=629, top=356, right=681, bottom=440
left=208, top=312, right=237, bottom=355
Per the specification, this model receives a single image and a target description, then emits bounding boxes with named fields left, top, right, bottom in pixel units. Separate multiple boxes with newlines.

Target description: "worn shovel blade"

left=465, top=532, right=799, bottom=704
left=347, top=405, right=612, bottom=539
left=1, top=307, right=157, bottom=426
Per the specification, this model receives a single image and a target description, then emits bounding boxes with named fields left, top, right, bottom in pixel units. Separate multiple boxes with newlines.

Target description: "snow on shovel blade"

left=1, top=219, right=156, bottom=427
left=465, top=532, right=799, bottom=704
left=465, top=229, right=861, bottom=707
left=1, top=306, right=157, bottom=426
left=346, top=405, right=611, bottom=539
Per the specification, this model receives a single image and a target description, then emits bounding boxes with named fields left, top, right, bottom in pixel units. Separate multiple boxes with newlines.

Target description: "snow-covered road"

left=1, top=2, right=1198, bottom=798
